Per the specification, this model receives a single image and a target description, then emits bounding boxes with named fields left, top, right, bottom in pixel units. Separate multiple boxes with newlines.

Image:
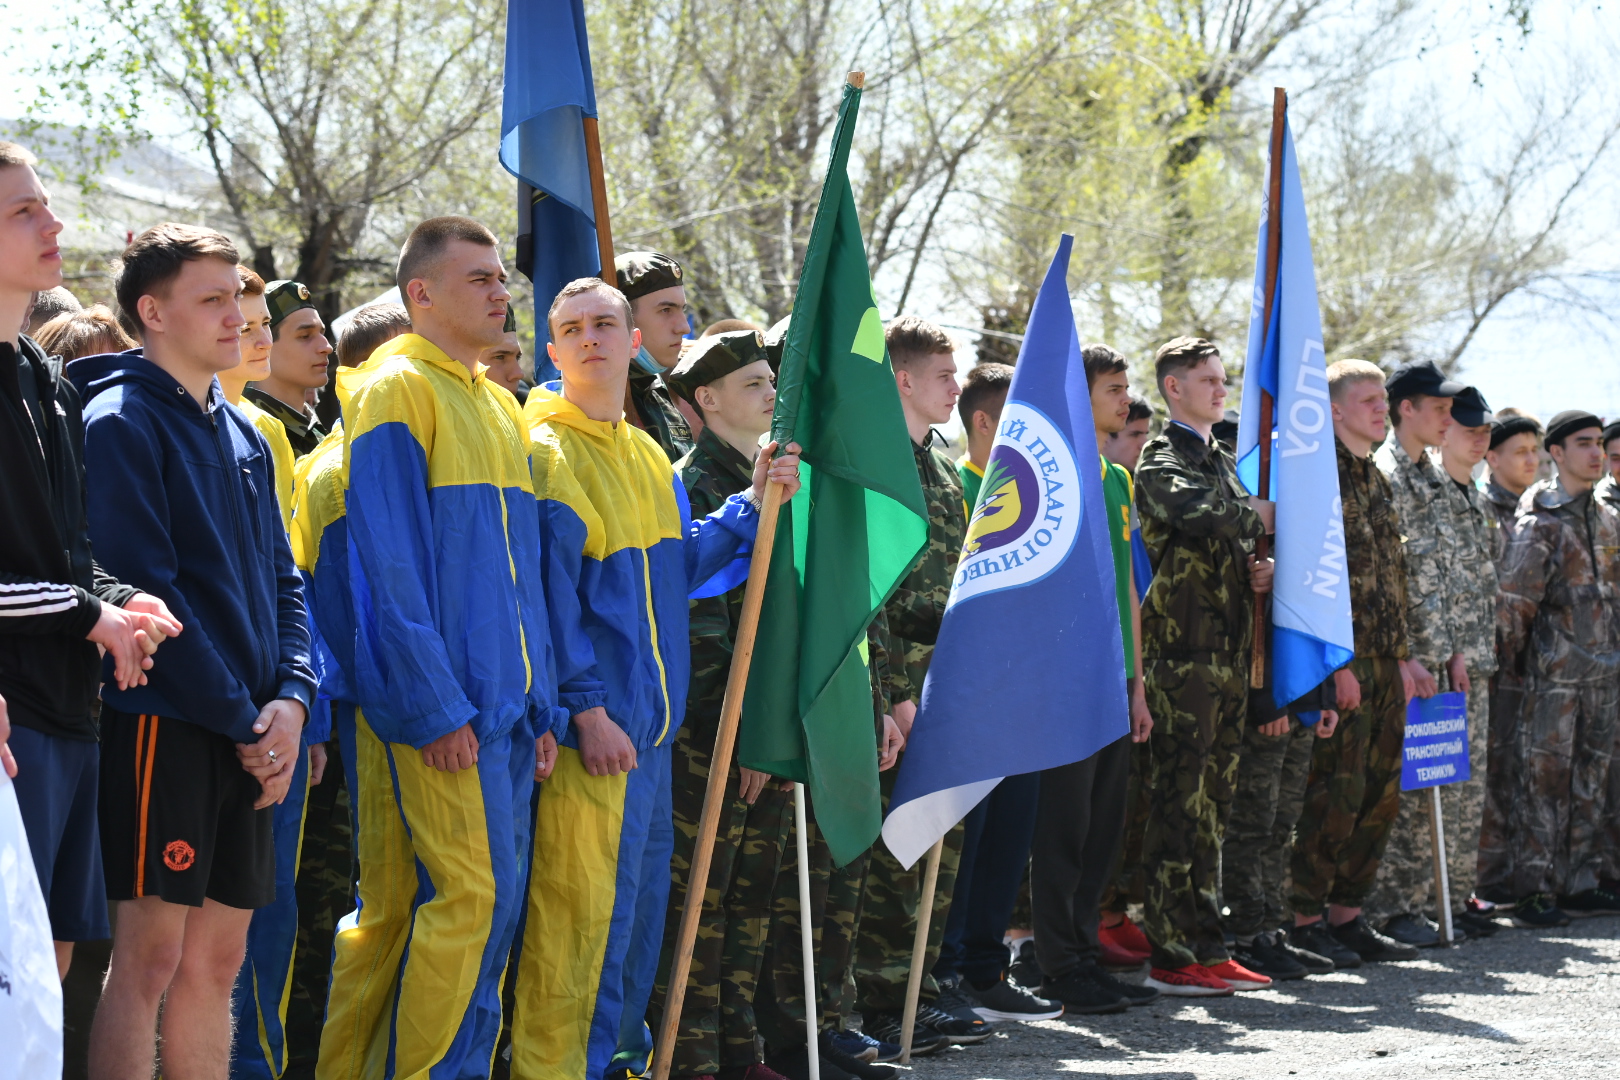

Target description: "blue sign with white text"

left=1400, top=692, right=1470, bottom=791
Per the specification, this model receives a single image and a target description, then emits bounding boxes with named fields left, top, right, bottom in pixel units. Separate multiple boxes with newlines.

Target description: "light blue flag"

left=1235, top=115, right=1355, bottom=711
left=882, top=236, right=1130, bottom=869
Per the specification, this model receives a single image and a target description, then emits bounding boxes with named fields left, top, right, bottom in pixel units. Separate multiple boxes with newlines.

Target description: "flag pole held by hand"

left=1251, top=86, right=1287, bottom=690
left=652, top=476, right=787, bottom=1080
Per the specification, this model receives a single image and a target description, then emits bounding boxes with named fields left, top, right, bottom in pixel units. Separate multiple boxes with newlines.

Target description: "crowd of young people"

left=3, top=136, right=1618, bottom=1080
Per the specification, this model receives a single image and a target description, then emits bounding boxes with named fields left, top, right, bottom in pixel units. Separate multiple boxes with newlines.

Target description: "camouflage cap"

left=1544, top=409, right=1602, bottom=450
left=1450, top=385, right=1491, bottom=427
left=264, top=280, right=317, bottom=329
left=664, top=328, right=769, bottom=404
left=763, top=315, right=790, bottom=369
left=614, top=251, right=684, bottom=301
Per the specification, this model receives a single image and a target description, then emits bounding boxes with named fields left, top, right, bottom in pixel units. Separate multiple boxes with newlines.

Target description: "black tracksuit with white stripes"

left=1, top=334, right=136, bottom=740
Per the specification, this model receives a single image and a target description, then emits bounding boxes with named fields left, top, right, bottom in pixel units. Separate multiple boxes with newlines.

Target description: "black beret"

left=763, top=316, right=790, bottom=369
left=1385, top=359, right=1465, bottom=400
left=1489, top=414, right=1541, bottom=450
left=265, top=280, right=317, bottom=329
left=1544, top=409, right=1602, bottom=450
left=665, top=329, right=770, bottom=404
left=614, top=251, right=684, bottom=302
left=1603, top=420, right=1620, bottom=447
left=1450, top=385, right=1491, bottom=427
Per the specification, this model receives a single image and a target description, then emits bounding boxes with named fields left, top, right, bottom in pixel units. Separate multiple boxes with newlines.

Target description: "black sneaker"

left=932, top=975, right=988, bottom=1027
left=765, top=1045, right=857, bottom=1080
left=1082, top=963, right=1160, bottom=1006
left=1288, top=921, right=1362, bottom=970
left=1039, top=969, right=1129, bottom=1015
left=1454, top=910, right=1499, bottom=937
left=860, top=1013, right=947, bottom=1057
left=1559, top=888, right=1620, bottom=917
left=818, top=1032, right=898, bottom=1080
left=1231, top=931, right=1307, bottom=981
left=915, top=1002, right=992, bottom=1044
left=967, top=974, right=1063, bottom=1021
left=1381, top=912, right=1442, bottom=948
left=1274, top=927, right=1336, bottom=974
left=1331, top=915, right=1419, bottom=962
left=1007, top=938, right=1041, bottom=991
left=1512, top=892, right=1572, bottom=928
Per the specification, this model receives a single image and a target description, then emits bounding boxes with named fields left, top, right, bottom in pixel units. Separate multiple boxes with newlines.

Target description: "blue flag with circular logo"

left=882, top=235, right=1130, bottom=869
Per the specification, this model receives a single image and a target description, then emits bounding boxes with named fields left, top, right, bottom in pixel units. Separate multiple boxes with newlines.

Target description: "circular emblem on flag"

left=949, top=402, right=1081, bottom=609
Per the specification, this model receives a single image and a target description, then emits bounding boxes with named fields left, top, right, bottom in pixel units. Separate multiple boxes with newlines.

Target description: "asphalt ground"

left=902, top=917, right=1619, bottom=1079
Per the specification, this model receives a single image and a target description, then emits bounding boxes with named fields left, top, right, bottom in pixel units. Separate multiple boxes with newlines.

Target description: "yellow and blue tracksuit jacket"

left=321, top=336, right=561, bottom=1080
left=230, top=400, right=316, bottom=1080
left=512, top=387, right=758, bottom=1080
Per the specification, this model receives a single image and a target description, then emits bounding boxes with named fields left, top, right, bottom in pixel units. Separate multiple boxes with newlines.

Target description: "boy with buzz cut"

left=515, top=278, right=800, bottom=1080
left=955, top=361, right=1012, bottom=516
left=70, top=222, right=315, bottom=1080
left=317, top=215, right=556, bottom=1079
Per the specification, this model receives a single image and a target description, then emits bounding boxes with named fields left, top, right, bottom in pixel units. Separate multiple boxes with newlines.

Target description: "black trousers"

left=935, top=771, right=1041, bottom=987
left=1030, top=735, right=1132, bottom=979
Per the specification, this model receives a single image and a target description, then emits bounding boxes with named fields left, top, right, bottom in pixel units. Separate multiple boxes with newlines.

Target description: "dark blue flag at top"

left=500, top=0, right=601, bottom=379
left=882, top=235, right=1130, bottom=869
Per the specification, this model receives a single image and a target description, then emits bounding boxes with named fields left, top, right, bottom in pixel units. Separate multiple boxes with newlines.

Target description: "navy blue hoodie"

left=68, top=350, right=316, bottom=742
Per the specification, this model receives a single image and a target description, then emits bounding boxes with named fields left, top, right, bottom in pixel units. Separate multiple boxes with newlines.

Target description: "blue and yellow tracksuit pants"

left=512, top=741, right=674, bottom=1080
left=231, top=735, right=312, bottom=1079
left=317, top=710, right=533, bottom=1080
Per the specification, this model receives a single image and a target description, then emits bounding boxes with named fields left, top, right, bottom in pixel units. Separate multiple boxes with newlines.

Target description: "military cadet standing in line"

left=1288, top=360, right=1421, bottom=968
left=1495, top=410, right=1620, bottom=925
left=852, top=317, right=985, bottom=1048
left=1367, top=385, right=1501, bottom=942
left=1132, top=337, right=1276, bottom=997
left=1476, top=411, right=1545, bottom=909
left=242, top=280, right=332, bottom=456
left=615, top=251, right=697, bottom=461
left=1600, top=420, right=1620, bottom=508
left=650, top=330, right=799, bottom=1080
left=1365, top=361, right=1462, bottom=948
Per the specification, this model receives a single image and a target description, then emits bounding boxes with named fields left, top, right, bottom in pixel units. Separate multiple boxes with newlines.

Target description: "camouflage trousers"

left=1476, top=673, right=1526, bottom=900
left=1366, top=670, right=1490, bottom=922
left=285, top=738, right=355, bottom=1080
left=651, top=723, right=794, bottom=1076
left=1101, top=738, right=1152, bottom=915
left=1290, top=657, right=1405, bottom=912
left=755, top=809, right=870, bottom=1053
left=1500, top=676, right=1618, bottom=898
left=1220, top=719, right=1316, bottom=938
left=853, top=770, right=965, bottom=1013
left=1139, top=655, right=1248, bottom=970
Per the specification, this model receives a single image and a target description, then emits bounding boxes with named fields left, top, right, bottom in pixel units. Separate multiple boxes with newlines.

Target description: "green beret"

left=665, top=329, right=769, bottom=404
left=614, top=251, right=684, bottom=302
left=264, top=280, right=316, bottom=329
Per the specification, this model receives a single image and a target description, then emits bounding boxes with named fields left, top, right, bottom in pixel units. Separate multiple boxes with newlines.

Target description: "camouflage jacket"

left=882, top=429, right=965, bottom=704
left=1135, top=421, right=1266, bottom=659
left=1484, top=479, right=1523, bottom=564
left=1440, top=474, right=1500, bottom=675
left=242, top=384, right=326, bottom=457
left=630, top=365, right=694, bottom=463
left=676, top=427, right=754, bottom=748
left=1497, top=479, right=1620, bottom=683
left=1375, top=437, right=1468, bottom=670
left=1337, top=436, right=1410, bottom=661
left=1598, top=474, right=1620, bottom=515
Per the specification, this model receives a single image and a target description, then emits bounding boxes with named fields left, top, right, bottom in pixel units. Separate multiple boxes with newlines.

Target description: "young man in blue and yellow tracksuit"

left=512, top=278, right=801, bottom=1080
left=317, top=217, right=560, bottom=1080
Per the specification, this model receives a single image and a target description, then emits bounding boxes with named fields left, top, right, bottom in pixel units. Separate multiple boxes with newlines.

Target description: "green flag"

left=739, top=77, right=929, bottom=866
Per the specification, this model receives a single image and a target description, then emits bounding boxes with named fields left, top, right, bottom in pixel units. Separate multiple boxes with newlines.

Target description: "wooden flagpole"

left=1250, top=86, right=1287, bottom=689
left=581, top=113, right=644, bottom=429
left=652, top=478, right=787, bottom=1080
left=898, top=837, right=945, bottom=1065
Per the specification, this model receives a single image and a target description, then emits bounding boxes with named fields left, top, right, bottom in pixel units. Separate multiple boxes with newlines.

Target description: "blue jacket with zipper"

left=68, top=350, right=315, bottom=742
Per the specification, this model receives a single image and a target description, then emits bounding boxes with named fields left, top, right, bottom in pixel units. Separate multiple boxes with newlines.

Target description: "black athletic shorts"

left=99, top=706, right=275, bottom=909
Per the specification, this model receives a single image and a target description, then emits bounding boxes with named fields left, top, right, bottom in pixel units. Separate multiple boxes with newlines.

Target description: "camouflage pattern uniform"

left=1495, top=478, right=1620, bottom=898
left=630, top=365, right=694, bottom=463
left=1478, top=479, right=1527, bottom=898
left=1367, top=440, right=1498, bottom=921
left=1290, top=437, right=1410, bottom=914
left=854, top=429, right=967, bottom=1013
left=1133, top=421, right=1266, bottom=969
left=652, top=428, right=794, bottom=1076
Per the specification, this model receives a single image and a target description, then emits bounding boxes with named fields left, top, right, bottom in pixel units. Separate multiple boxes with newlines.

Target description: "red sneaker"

left=1144, top=964, right=1235, bottom=997
left=1102, top=917, right=1153, bottom=956
left=1205, top=958, right=1273, bottom=991
left=1100, top=937, right=1148, bottom=969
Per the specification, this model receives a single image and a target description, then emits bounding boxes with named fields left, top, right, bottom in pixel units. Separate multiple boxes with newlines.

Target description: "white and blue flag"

left=1235, top=113, right=1355, bottom=711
